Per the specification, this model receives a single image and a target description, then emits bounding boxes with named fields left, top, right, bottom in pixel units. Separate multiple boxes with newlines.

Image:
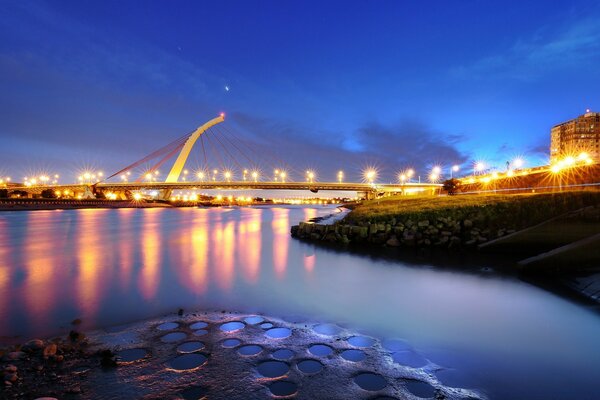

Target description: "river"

left=1, top=205, right=599, bottom=399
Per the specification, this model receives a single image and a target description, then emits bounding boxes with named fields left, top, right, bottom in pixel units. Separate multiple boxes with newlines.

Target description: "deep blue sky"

left=1, top=0, right=599, bottom=183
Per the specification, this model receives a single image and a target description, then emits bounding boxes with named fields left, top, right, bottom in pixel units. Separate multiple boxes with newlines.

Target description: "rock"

left=4, top=364, right=17, bottom=373
left=4, top=380, right=12, bottom=386
left=465, top=239, right=477, bottom=246
left=441, top=230, right=452, bottom=236
left=43, top=344, right=57, bottom=358
left=71, top=318, right=82, bottom=325
left=68, top=386, right=82, bottom=394
left=34, top=398, right=59, bottom=400
left=463, top=219, right=473, bottom=228
left=418, top=220, right=430, bottom=227
left=386, top=236, right=400, bottom=247
left=23, top=339, right=44, bottom=352
left=5, top=372, right=17, bottom=382
left=7, top=351, right=25, bottom=360
left=424, top=239, right=431, bottom=245
left=368, top=224, right=378, bottom=235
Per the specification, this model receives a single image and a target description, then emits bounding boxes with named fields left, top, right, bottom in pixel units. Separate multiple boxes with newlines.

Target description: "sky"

left=1, top=0, right=600, bottom=183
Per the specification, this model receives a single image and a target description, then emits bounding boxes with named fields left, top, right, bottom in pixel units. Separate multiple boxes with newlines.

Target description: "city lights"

left=306, top=170, right=315, bottom=183
left=513, top=158, right=524, bottom=168
left=363, top=168, right=378, bottom=184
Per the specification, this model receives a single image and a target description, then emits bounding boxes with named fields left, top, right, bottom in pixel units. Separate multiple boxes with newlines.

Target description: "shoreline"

left=0, top=310, right=483, bottom=400
left=291, top=192, right=600, bottom=303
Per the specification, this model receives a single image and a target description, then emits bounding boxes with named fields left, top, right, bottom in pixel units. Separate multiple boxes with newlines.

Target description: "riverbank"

left=0, top=310, right=482, bottom=400
left=291, top=191, right=600, bottom=267
left=291, top=192, right=600, bottom=303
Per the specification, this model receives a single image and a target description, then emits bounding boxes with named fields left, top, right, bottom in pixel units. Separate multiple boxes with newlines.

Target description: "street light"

left=513, top=158, right=524, bottom=169
left=474, top=162, right=485, bottom=175
left=406, top=169, right=414, bottom=182
left=451, top=165, right=459, bottom=178
left=306, top=170, right=315, bottom=183
left=364, top=169, right=377, bottom=184
left=337, top=170, right=344, bottom=183
left=252, top=171, right=259, bottom=182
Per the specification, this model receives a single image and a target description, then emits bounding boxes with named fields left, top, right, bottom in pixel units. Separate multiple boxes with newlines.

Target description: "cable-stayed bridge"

left=11, top=114, right=441, bottom=199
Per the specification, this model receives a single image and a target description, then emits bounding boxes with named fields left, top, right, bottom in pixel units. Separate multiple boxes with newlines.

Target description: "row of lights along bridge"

left=2, top=158, right=534, bottom=188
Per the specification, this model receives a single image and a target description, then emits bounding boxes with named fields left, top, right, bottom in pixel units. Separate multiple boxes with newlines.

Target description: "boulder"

left=386, top=236, right=401, bottom=247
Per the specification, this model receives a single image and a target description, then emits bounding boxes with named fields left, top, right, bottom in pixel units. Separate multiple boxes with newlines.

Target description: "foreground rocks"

left=1, top=311, right=484, bottom=400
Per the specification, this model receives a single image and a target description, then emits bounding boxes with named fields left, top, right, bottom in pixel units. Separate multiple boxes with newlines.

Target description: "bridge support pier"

left=158, top=189, right=173, bottom=201
left=359, top=191, right=378, bottom=200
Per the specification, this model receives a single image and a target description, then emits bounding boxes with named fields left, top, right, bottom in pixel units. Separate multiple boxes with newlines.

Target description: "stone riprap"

left=291, top=216, right=514, bottom=249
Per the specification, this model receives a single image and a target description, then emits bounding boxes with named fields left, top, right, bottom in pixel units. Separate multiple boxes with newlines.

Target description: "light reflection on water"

left=1, top=205, right=600, bottom=399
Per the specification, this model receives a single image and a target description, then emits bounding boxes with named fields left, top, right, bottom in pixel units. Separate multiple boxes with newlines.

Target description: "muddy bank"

left=0, top=311, right=483, bottom=400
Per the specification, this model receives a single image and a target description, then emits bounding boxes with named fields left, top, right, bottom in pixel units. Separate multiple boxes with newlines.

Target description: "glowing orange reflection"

left=76, top=209, right=106, bottom=319
left=23, top=212, right=61, bottom=331
left=139, top=209, right=161, bottom=300
left=304, top=253, right=316, bottom=273
left=213, top=216, right=235, bottom=291
left=117, top=208, right=134, bottom=290
left=176, top=212, right=209, bottom=294
left=238, top=208, right=262, bottom=283
left=272, top=208, right=290, bottom=279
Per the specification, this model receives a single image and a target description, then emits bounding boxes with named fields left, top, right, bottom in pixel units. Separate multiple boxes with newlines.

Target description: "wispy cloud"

left=231, top=112, right=468, bottom=180
left=453, top=17, right=600, bottom=81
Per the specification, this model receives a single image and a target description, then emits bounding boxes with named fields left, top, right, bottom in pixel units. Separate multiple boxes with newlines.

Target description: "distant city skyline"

left=1, top=0, right=600, bottom=182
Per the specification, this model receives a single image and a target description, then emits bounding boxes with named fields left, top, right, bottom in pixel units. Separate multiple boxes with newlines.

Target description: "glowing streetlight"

left=513, top=158, right=524, bottom=169
left=280, top=171, right=287, bottom=183
left=243, top=169, right=248, bottom=181
left=197, top=171, right=205, bottom=180
left=399, top=173, right=407, bottom=184
left=364, top=168, right=377, bottom=184
left=429, top=173, right=439, bottom=182
left=306, top=170, right=315, bottom=183
left=474, top=162, right=485, bottom=175
left=224, top=171, right=232, bottom=182
left=252, top=171, right=259, bottom=182
left=337, top=170, right=344, bottom=183
left=451, top=165, right=459, bottom=178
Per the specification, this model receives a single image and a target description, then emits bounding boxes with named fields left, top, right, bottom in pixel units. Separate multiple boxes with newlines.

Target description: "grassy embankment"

left=292, top=191, right=600, bottom=253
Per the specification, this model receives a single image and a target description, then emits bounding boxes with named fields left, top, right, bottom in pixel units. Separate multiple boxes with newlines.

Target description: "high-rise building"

left=551, top=109, right=600, bottom=161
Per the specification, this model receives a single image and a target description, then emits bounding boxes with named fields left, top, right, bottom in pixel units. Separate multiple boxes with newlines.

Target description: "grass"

left=346, top=191, right=600, bottom=230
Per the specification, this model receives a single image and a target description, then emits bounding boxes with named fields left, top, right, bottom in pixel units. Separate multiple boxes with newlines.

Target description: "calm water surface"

left=1, top=206, right=600, bottom=399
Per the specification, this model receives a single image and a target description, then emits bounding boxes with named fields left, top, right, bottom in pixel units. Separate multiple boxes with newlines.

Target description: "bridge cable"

left=207, top=126, right=246, bottom=173
left=103, top=131, right=192, bottom=182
